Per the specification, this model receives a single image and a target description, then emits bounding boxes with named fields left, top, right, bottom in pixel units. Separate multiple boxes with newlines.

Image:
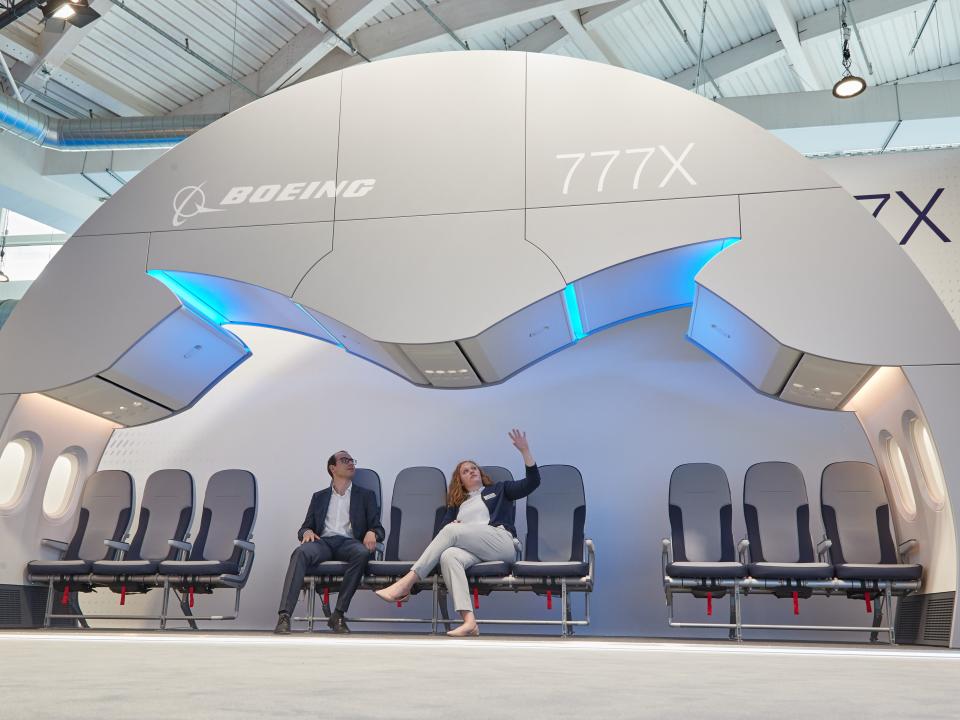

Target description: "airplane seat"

left=662, top=463, right=746, bottom=581
left=91, top=469, right=194, bottom=578
left=157, top=469, right=257, bottom=582
left=743, top=462, right=833, bottom=582
left=303, top=468, right=382, bottom=578
left=27, top=470, right=134, bottom=579
left=512, top=465, right=592, bottom=580
left=464, top=465, right=519, bottom=580
left=366, top=466, right=448, bottom=580
left=821, top=462, right=923, bottom=581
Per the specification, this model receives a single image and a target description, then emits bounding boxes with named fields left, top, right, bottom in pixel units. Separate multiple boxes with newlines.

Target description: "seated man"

left=275, top=450, right=384, bottom=634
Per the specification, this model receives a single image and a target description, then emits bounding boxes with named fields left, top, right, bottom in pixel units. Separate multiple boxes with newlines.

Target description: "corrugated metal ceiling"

left=0, top=0, right=958, bottom=116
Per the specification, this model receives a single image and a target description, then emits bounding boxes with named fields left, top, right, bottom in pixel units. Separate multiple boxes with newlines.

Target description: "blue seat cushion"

left=666, top=561, right=747, bottom=579
left=92, top=560, right=160, bottom=576
left=27, top=560, right=92, bottom=576
left=749, top=562, right=834, bottom=580
left=367, top=560, right=417, bottom=576
left=158, top=559, right=239, bottom=576
left=834, top=563, right=922, bottom=581
left=466, top=561, right=512, bottom=577
left=513, top=561, right=588, bottom=578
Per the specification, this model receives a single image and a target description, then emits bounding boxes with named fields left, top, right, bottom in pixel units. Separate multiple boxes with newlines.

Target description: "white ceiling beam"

left=18, top=0, right=114, bottom=91
left=509, top=0, right=640, bottom=54
left=554, top=9, right=619, bottom=65
left=173, top=0, right=392, bottom=115
left=668, top=0, right=928, bottom=92
left=761, top=0, right=825, bottom=91
left=348, top=0, right=614, bottom=59
left=1, top=24, right=157, bottom=116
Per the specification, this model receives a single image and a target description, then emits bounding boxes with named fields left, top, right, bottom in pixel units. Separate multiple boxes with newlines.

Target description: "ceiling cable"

left=908, top=0, right=939, bottom=55
left=414, top=0, right=468, bottom=51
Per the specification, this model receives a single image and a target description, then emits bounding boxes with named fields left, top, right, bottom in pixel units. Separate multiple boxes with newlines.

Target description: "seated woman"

left=376, top=428, right=540, bottom=636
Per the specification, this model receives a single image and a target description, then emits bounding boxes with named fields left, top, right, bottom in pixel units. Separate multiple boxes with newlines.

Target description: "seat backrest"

left=482, top=465, right=517, bottom=528
left=385, top=467, right=446, bottom=561
left=524, top=465, right=585, bottom=563
left=67, top=470, right=134, bottom=561
left=668, top=463, right=734, bottom=563
left=821, top=461, right=898, bottom=565
left=128, top=469, right=194, bottom=562
left=743, top=462, right=815, bottom=563
left=352, top=468, right=382, bottom=519
left=189, top=469, right=257, bottom=564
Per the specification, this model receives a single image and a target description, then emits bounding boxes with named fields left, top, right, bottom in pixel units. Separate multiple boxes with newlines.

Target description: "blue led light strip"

left=147, top=270, right=229, bottom=326
left=563, top=284, right=586, bottom=342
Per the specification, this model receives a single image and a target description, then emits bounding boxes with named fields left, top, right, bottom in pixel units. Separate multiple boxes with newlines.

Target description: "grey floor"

left=2, top=631, right=959, bottom=719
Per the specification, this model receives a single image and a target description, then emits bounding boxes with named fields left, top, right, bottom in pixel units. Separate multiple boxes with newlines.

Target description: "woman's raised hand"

left=508, top=428, right=528, bottom=451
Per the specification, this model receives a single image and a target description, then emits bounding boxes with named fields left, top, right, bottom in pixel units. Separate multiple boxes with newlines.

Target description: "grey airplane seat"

left=367, top=466, right=447, bottom=581
left=743, top=462, right=833, bottom=582
left=28, top=470, right=134, bottom=580
left=157, top=469, right=257, bottom=587
left=512, top=465, right=593, bottom=582
left=464, top=465, right=520, bottom=581
left=821, top=462, right=922, bottom=582
left=304, top=468, right=383, bottom=579
left=91, top=469, right=194, bottom=581
left=663, top=463, right=747, bottom=581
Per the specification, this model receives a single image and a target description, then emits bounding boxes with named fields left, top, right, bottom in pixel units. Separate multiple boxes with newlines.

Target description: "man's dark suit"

left=278, top=483, right=385, bottom=616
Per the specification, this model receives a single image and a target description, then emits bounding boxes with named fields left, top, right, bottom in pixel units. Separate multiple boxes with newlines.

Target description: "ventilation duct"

left=0, top=93, right=220, bottom=151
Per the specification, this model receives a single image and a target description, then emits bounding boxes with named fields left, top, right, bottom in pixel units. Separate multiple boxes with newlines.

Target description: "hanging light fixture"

left=41, top=0, right=101, bottom=28
left=833, top=1, right=866, bottom=99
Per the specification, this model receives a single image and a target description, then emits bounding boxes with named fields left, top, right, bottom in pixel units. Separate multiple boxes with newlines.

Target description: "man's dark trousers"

left=278, top=535, right=370, bottom=615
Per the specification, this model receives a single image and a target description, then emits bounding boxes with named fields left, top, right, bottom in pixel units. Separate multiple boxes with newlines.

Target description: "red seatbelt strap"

left=792, top=590, right=799, bottom=615
left=706, top=592, right=713, bottom=616
left=120, top=584, right=126, bottom=606
left=473, top=586, right=479, bottom=609
left=547, top=590, right=553, bottom=610
left=865, top=591, right=872, bottom=613
left=189, top=585, right=195, bottom=608
left=61, top=584, right=70, bottom=606
left=323, top=587, right=329, bottom=605
left=397, top=600, right=403, bottom=608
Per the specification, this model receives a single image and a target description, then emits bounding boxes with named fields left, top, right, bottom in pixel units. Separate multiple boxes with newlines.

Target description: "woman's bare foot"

left=446, top=621, right=479, bottom=637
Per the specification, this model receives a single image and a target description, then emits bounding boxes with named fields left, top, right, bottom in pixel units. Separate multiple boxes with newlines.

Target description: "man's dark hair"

left=327, top=453, right=338, bottom=479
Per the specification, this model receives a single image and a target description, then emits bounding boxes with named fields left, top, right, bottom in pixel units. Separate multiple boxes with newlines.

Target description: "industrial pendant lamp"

left=833, top=2, right=866, bottom=99
left=41, top=0, right=101, bottom=28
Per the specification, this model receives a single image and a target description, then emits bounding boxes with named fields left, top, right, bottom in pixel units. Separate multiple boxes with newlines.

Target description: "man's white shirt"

left=322, top=483, right=353, bottom=537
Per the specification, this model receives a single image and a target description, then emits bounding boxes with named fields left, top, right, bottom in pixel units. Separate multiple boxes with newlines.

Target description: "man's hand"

left=301, top=529, right=320, bottom=544
left=363, top=531, right=377, bottom=552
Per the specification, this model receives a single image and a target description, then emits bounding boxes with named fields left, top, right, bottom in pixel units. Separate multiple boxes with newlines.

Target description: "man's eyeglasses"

left=337, top=457, right=357, bottom=465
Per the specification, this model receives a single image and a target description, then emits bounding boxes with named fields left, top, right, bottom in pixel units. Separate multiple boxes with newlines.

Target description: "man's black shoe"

left=274, top=613, right=291, bottom=634
left=328, top=611, right=350, bottom=634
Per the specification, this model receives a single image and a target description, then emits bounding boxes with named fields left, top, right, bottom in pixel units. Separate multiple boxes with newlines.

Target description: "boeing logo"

left=171, top=178, right=377, bottom=227
left=172, top=183, right=224, bottom=228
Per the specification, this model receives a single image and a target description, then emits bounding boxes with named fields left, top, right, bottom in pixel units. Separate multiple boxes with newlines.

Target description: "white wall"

left=0, top=393, right=116, bottom=585
left=86, top=309, right=884, bottom=637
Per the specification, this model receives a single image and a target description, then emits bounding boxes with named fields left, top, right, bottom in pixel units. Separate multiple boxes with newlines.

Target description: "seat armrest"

left=898, top=538, right=919, bottom=562
left=816, top=537, right=833, bottom=563
left=41, top=538, right=69, bottom=557
left=737, top=538, right=750, bottom=564
left=168, top=539, right=192, bottom=560
left=104, top=539, right=130, bottom=559
left=584, top=538, right=595, bottom=579
left=233, top=539, right=255, bottom=553
left=375, top=542, right=385, bottom=561
left=661, top=538, right=672, bottom=575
